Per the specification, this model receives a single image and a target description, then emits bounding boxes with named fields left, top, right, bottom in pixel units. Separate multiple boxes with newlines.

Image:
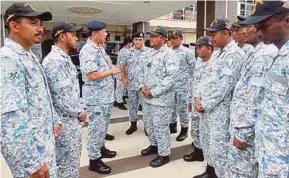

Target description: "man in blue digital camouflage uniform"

left=1, top=3, right=59, bottom=178
left=80, top=20, right=120, bottom=174
left=42, top=22, right=87, bottom=178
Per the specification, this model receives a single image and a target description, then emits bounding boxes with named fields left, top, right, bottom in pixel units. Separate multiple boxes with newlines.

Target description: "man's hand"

left=110, top=65, right=121, bottom=75
left=29, top=163, right=50, bottom=178
left=78, top=109, right=87, bottom=122
left=141, top=86, right=153, bottom=99
left=53, top=124, right=62, bottom=138
left=141, top=86, right=148, bottom=96
left=145, top=88, right=153, bottom=99
left=194, top=98, right=204, bottom=113
left=233, top=136, right=248, bottom=149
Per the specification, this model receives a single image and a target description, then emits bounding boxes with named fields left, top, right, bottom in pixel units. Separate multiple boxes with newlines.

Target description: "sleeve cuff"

left=26, top=160, right=44, bottom=175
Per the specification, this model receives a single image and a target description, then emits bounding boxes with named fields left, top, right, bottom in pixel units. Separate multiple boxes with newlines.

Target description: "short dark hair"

left=145, top=39, right=151, bottom=48
left=123, top=37, right=133, bottom=46
left=87, top=30, right=92, bottom=37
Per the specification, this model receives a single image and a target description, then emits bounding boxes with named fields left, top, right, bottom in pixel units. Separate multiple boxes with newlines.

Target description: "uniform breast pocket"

left=267, top=72, right=288, bottom=97
left=24, top=69, right=42, bottom=89
left=152, top=59, right=165, bottom=74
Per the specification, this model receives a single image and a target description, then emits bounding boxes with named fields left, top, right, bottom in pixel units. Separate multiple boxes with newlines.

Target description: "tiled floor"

left=1, top=105, right=205, bottom=178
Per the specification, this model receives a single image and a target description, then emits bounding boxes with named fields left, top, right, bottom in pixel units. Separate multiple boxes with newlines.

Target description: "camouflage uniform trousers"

left=199, top=112, right=212, bottom=166
left=115, top=74, right=125, bottom=103
left=143, top=102, right=173, bottom=156
left=86, top=104, right=111, bottom=160
left=227, top=129, right=258, bottom=178
left=255, top=117, right=289, bottom=178
left=190, top=111, right=201, bottom=148
left=170, top=91, right=189, bottom=127
left=56, top=117, right=82, bottom=178
left=127, top=89, right=142, bottom=122
left=200, top=105, right=230, bottom=178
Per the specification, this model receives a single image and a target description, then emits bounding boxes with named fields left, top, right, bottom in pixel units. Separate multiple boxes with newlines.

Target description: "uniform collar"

left=4, top=38, right=32, bottom=55
left=254, top=42, right=265, bottom=52
left=51, top=45, right=70, bottom=58
left=130, top=46, right=146, bottom=51
left=158, top=44, right=168, bottom=52
left=172, top=44, right=186, bottom=51
left=222, top=40, right=236, bottom=52
left=87, top=38, right=100, bottom=49
left=279, top=40, right=289, bottom=56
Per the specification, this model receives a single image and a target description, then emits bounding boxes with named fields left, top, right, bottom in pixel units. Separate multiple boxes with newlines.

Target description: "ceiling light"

left=68, top=6, right=102, bottom=14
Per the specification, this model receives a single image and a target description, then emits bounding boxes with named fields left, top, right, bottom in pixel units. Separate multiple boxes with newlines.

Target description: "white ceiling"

left=1, top=1, right=193, bottom=25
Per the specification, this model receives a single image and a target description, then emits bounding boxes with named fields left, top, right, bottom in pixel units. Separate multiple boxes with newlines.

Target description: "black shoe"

left=113, top=101, right=119, bottom=107
left=207, top=165, right=218, bottom=178
left=193, top=165, right=217, bottom=178
left=150, top=155, right=170, bottom=168
left=141, top=146, right=158, bottom=156
left=88, top=159, right=111, bottom=174
left=176, top=127, right=188, bottom=141
left=101, top=146, right=117, bottom=158
left=118, top=103, right=128, bottom=110
left=192, top=172, right=210, bottom=178
left=138, top=105, right=142, bottom=111
left=126, top=122, right=137, bottom=135
left=170, top=123, right=177, bottom=134
left=123, top=98, right=127, bottom=104
left=183, top=147, right=204, bottom=162
left=105, top=133, right=115, bottom=141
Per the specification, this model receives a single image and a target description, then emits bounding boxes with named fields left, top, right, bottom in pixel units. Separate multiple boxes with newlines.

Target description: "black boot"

left=125, top=122, right=138, bottom=135
left=193, top=165, right=217, bottom=178
left=113, top=101, right=119, bottom=107
left=183, top=147, right=204, bottom=162
left=150, top=155, right=170, bottom=168
left=123, top=96, right=127, bottom=104
left=105, top=133, right=115, bottom=141
left=207, top=165, right=218, bottom=178
left=141, top=145, right=158, bottom=156
left=101, top=146, right=117, bottom=158
left=138, top=104, right=142, bottom=111
left=88, top=158, right=111, bottom=174
left=170, top=123, right=177, bottom=134
left=176, top=127, right=188, bottom=141
left=118, top=103, right=128, bottom=110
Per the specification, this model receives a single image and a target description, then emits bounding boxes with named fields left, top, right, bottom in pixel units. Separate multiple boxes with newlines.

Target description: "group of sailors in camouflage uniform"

left=1, top=1, right=288, bottom=178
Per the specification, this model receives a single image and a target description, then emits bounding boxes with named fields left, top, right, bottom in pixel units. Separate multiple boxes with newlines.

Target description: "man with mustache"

left=42, top=22, right=86, bottom=178
left=1, top=2, right=59, bottom=178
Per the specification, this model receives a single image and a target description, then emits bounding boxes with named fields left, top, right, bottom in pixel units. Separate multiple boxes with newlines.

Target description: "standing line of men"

left=188, top=1, right=289, bottom=178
